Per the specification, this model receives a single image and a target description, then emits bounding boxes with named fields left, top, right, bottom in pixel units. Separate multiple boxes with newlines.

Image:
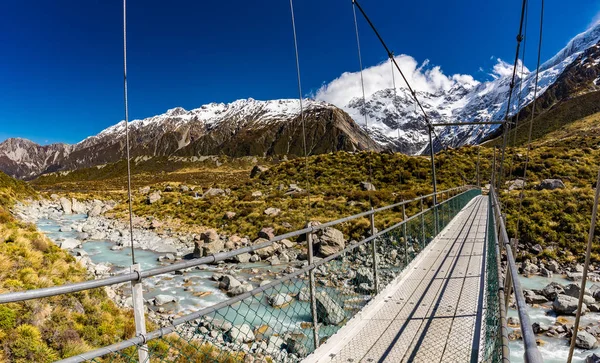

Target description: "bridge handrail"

left=490, top=186, right=543, bottom=363
left=53, top=186, right=479, bottom=363
left=0, top=185, right=472, bottom=305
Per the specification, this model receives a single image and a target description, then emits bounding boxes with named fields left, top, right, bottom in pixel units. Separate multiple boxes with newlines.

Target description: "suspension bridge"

left=3, top=0, right=600, bottom=362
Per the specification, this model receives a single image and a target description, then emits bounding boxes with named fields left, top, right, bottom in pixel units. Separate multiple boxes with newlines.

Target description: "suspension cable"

left=497, top=0, right=529, bottom=190
left=289, top=0, right=312, bottom=224
left=515, top=0, right=543, bottom=241
left=122, top=0, right=136, bottom=265
left=568, top=168, right=600, bottom=363
left=507, top=0, right=529, bottom=182
left=352, top=2, right=374, bottom=209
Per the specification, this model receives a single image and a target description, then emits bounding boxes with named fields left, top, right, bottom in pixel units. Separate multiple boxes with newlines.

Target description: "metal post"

left=402, top=203, right=408, bottom=265
left=307, top=233, right=320, bottom=349
left=370, top=209, right=379, bottom=294
left=131, top=264, right=148, bottom=363
left=428, top=127, right=438, bottom=205
left=420, top=198, right=426, bottom=250
left=476, top=147, right=481, bottom=188
left=491, top=146, right=497, bottom=188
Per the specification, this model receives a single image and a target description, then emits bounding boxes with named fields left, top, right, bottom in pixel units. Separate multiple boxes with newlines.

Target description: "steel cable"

left=122, top=0, right=136, bottom=265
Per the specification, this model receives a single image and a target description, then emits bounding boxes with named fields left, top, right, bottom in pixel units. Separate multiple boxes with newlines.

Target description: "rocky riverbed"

left=511, top=274, right=600, bottom=363
left=13, top=196, right=416, bottom=362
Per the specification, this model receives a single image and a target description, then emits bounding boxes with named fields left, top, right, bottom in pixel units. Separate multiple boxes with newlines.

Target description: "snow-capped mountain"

left=338, top=22, right=600, bottom=154
left=0, top=99, right=379, bottom=179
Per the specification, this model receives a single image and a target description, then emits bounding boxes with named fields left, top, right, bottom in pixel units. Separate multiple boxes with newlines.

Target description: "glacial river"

left=34, top=213, right=600, bottom=361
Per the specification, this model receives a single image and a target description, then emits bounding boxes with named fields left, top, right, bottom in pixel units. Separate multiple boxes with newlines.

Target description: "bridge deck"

left=306, top=195, right=488, bottom=363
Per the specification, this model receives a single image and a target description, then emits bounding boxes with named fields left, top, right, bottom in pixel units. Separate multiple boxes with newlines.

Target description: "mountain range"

left=1, top=23, right=600, bottom=179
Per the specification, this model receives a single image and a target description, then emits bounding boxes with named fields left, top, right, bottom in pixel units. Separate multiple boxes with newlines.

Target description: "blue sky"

left=1, top=0, right=599, bottom=145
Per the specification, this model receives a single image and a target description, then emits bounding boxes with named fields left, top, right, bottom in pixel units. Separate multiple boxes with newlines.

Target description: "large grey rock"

left=60, top=238, right=81, bottom=250
left=506, top=179, right=525, bottom=191
left=88, top=204, right=102, bottom=217
left=547, top=260, right=561, bottom=273
left=71, top=198, right=86, bottom=214
left=539, top=179, right=565, bottom=190
left=250, top=165, right=268, bottom=178
left=219, top=275, right=242, bottom=290
left=564, top=283, right=591, bottom=298
left=203, top=188, right=225, bottom=198
left=553, top=294, right=588, bottom=315
left=541, top=282, right=564, bottom=300
left=317, top=227, right=345, bottom=256
left=253, top=238, right=277, bottom=258
left=576, top=331, right=598, bottom=349
left=225, top=324, right=255, bottom=344
left=268, top=293, right=292, bottom=308
left=234, top=253, right=251, bottom=263
left=521, top=260, right=539, bottom=275
left=360, top=181, right=376, bottom=191
left=286, top=336, right=308, bottom=357
left=201, top=229, right=220, bottom=244
left=147, top=192, right=161, bottom=204
left=315, top=291, right=345, bottom=325
left=264, top=207, right=281, bottom=217
left=59, top=197, right=72, bottom=214
left=227, top=284, right=253, bottom=296
left=153, top=294, right=177, bottom=306
left=586, top=353, right=600, bottom=363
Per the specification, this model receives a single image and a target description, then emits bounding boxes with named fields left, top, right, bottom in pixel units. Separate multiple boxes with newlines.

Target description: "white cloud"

left=489, top=58, right=530, bottom=80
left=314, top=54, right=478, bottom=107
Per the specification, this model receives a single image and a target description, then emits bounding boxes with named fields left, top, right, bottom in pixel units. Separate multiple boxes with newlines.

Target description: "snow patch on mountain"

left=315, top=22, right=600, bottom=154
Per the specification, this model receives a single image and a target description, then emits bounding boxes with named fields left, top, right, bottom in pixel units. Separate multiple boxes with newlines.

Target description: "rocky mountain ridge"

left=0, top=99, right=379, bottom=179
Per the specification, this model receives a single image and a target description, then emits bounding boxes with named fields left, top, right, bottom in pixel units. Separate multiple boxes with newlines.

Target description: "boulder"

left=88, top=204, right=102, bottom=217
left=71, top=198, right=86, bottom=214
left=203, top=188, right=225, bottom=198
left=315, top=291, right=345, bottom=325
left=139, top=186, right=151, bottom=194
left=234, top=253, right=252, bottom=263
left=225, top=324, right=255, bottom=344
left=219, top=275, right=242, bottom=290
left=564, top=283, right=590, bottom=299
left=530, top=244, right=543, bottom=255
left=538, top=179, right=565, bottom=190
left=251, top=191, right=263, bottom=197
left=250, top=165, right=269, bottom=178
left=576, top=331, right=598, bottom=350
left=553, top=294, right=587, bottom=315
left=541, top=282, right=564, bottom=300
left=59, top=226, right=72, bottom=232
left=147, top=192, right=161, bottom=204
left=297, top=288, right=310, bottom=302
left=521, top=260, right=539, bottom=275
left=224, top=211, right=236, bottom=220
left=285, top=184, right=304, bottom=195
left=532, top=322, right=549, bottom=334
left=253, top=240, right=277, bottom=259
left=59, top=197, right=72, bottom=214
left=179, top=185, right=190, bottom=192
left=264, top=207, right=281, bottom=217
left=317, top=227, right=345, bottom=256
left=60, top=238, right=81, bottom=250
left=258, top=227, right=275, bottom=240
left=201, top=229, right=220, bottom=244
left=547, top=260, right=561, bottom=273
left=268, top=293, right=292, bottom=308
left=525, top=293, right=548, bottom=304
left=193, top=242, right=202, bottom=258
left=153, top=295, right=178, bottom=306
left=202, top=240, right=224, bottom=256
left=286, top=336, right=308, bottom=357
left=227, top=284, right=253, bottom=296
left=506, top=179, right=525, bottom=191
left=360, top=181, right=376, bottom=191
left=586, top=353, right=600, bottom=363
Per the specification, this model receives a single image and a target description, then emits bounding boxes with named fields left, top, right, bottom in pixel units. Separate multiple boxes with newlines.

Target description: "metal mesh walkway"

left=305, top=195, right=488, bottom=363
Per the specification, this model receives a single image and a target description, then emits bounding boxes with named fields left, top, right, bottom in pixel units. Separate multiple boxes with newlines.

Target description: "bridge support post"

left=420, top=198, right=426, bottom=250
left=402, top=203, right=408, bottom=265
left=370, top=210, right=379, bottom=294
left=131, top=264, right=149, bottom=363
left=307, top=233, right=320, bottom=349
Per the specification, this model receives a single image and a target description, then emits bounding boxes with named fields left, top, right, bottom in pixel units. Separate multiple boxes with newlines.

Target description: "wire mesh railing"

left=0, top=186, right=483, bottom=363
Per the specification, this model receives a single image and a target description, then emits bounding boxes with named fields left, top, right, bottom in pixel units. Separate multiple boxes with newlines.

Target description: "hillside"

left=0, top=172, right=139, bottom=362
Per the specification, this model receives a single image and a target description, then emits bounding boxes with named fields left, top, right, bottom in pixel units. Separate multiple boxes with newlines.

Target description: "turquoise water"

left=508, top=275, right=600, bottom=363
